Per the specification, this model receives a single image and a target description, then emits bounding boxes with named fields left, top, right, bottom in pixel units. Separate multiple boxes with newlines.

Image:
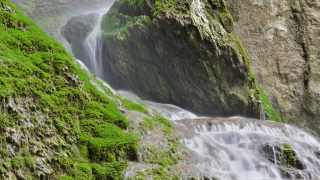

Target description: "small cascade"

left=118, top=90, right=202, bottom=120
left=83, top=13, right=104, bottom=78
left=272, top=146, right=277, bottom=165
left=179, top=119, right=320, bottom=180
left=260, top=104, right=265, bottom=120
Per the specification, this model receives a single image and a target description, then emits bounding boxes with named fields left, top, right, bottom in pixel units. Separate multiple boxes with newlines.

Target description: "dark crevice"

left=303, top=64, right=310, bottom=91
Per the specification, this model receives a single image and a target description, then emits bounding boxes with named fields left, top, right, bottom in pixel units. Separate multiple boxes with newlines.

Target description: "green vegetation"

left=133, top=116, right=185, bottom=179
left=11, top=157, right=25, bottom=169
left=120, top=98, right=145, bottom=113
left=152, top=1, right=167, bottom=16
left=282, top=143, right=296, bottom=168
left=100, top=0, right=187, bottom=38
left=151, top=0, right=189, bottom=16
left=256, top=83, right=282, bottom=122
left=0, top=0, right=138, bottom=179
left=317, top=62, right=320, bottom=66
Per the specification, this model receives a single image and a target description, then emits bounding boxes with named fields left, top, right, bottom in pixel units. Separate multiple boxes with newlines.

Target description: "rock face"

left=225, top=0, right=320, bottom=134
left=62, top=0, right=274, bottom=119
left=61, top=13, right=99, bottom=45
left=10, top=0, right=112, bottom=42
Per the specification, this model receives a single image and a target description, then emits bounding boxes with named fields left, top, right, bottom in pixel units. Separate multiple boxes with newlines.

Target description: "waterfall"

left=272, top=146, right=277, bottom=165
left=83, top=13, right=104, bottom=78
left=68, top=6, right=320, bottom=180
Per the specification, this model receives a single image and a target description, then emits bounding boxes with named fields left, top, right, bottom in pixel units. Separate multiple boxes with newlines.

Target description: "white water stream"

left=179, top=119, right=320, bottom=179
left=66, top=6, right=320, bottom=179
left=83, top=13, right=104, bottom=78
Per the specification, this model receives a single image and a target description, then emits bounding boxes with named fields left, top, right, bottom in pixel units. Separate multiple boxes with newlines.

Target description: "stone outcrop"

left=62, top=0, right=277, bottom=119
left=225, top=0, right=320, bottom=134
left=61, top=13, right=99, bottom=45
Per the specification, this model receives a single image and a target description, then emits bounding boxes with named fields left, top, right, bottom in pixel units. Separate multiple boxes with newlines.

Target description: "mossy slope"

left=0, top=0, right=138, bottom=179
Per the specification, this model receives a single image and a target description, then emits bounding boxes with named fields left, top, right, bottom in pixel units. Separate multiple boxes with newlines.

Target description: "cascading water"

left=178, top=118, right=320, bottom=179
left=83, top=13, right=105, bottom=78
left=118, top=90, right=201, bottom=120
left=68, top=7, right=320, bottom=180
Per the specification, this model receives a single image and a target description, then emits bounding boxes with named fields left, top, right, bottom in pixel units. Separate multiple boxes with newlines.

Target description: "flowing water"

left=67, top=7, right=320, bottom=179
left=83, top=13, right=104, bottom=78
left=118, top=90, right=201, bottom=120
left=178, top=118, right=320, bottom=179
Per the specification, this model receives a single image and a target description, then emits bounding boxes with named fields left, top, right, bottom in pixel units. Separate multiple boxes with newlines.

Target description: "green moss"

left=0, top=149, right=9, bottom=158
left=282, top=143, right=296, bottom=168
left=233, top=33, right=251, bottom=71
left=12, top=157, right=25, bottom=169
left=60, top=176, right=74, bottom=180
left=256, top=83, right=282, bottom=122
left=138, top=117, right=154, bottom=134
left=152, top=1, right=167, bottom=16
left=121, top=98, right=145, bottom=113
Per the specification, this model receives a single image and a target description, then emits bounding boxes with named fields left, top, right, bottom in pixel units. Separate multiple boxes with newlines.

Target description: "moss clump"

left=151, top=0, right=189, bottom=16
left=282, top=143, right=296, bottom=168
left=11, top=157, right=25, bottom=169
left=256, top=83, right=282, bottom=122
left=22, top=146, right=34, bottom=169
left=0, top=149, right=9, bottom=158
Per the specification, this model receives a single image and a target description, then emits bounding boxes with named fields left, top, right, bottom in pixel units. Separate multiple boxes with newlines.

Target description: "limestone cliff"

left=63, top=0, right=281, bottom=120
left=225, top=0, right=320, bottom=134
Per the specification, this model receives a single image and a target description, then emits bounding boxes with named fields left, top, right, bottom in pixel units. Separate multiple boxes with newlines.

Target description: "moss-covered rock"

left=63, top=0, right=281, bottom=120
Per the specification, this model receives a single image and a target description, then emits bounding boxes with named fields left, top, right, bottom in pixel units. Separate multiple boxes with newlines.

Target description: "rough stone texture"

left=225, top=0, right=320, bottom=134
left=10, top=0, right=113, bottom=42
left=61, top=13, right=99, bottom=45
left=63, top=0, right=264, bottom=118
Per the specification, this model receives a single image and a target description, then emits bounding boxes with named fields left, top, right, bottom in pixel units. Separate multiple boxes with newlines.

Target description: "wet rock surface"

left=61, top=13, right=99, bottom=45
left=225, top=0, right=320, bottom=135
left=63, top=0, right=263, bottom=119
